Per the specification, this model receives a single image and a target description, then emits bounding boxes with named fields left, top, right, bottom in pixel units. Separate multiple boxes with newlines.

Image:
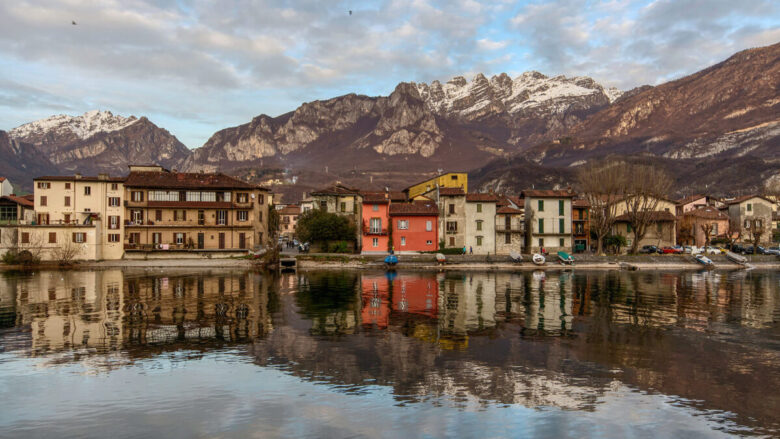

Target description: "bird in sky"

left=348, top=10, right=352, bottom=15
left=72, top=20, right=77, bottom=25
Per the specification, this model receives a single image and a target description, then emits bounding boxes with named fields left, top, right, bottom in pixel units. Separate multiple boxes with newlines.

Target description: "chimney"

left=98, top=173, right=108, bottom=180
left=74, top=173, right=82, bottom=180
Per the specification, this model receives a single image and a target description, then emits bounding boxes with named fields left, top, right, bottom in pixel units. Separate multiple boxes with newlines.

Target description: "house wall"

left=391, top=215, right=438, bottom=253
left=614, top=197, right=676, bottom=216
left=613, top=220, right=676, bottom=250
left=525, top=197, right=573, bottom=253
left=13, top=225, right=100, bottom=261
left=728, top=198, right=774, bottom=245
left=0, top=180, right=12, bottom=196
left=438, top=195, right=466, bottom=249
left=361, top=202, right=390, bottom=253
left=464, top=201, right=496, bottom=254
left=572, top=207, right=590, bottom=252
left=407, top=173, right=468, bottom=199
left=495, top=213, right=523, bottom=255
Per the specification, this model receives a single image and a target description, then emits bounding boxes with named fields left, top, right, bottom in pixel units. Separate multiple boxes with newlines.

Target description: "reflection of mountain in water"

left=1, top=269, right=779, bottom=432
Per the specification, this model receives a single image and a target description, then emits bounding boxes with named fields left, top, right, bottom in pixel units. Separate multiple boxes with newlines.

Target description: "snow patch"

left=10, top=110, right=138, bottom=141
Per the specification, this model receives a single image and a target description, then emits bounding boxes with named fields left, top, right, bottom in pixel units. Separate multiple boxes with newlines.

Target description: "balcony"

left=445, top=228, right=458, bottom=234
left=362, top=220, right=388, bottom=236
left=495, top=224, right=524, bottom=232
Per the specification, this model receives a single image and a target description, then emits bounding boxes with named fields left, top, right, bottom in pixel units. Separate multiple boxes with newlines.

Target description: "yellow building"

left=404, top=172, right=468, bottom=200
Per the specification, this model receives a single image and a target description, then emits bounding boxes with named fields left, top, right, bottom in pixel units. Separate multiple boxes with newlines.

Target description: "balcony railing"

left=496, top=224, right=524, bottom=232
left=445, top=228, right=458, bottom=234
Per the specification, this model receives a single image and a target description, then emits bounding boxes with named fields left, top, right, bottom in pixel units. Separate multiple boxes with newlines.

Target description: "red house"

left=361, top=192, right=391, bottom=254
left=390, top=200, right=439, bottom=253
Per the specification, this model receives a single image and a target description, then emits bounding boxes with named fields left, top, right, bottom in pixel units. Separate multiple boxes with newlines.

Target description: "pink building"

left=390, top=200, right=439, bottom=254
left=361, top=192, right=391, bottom=254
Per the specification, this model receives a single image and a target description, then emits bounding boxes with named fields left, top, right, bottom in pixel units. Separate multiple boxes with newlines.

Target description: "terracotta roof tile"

left=675, top=194, right=707, bottom=206
left=465, top=193, right=499, bottom=202
left=35, top=175, right=125, bottom=182
left=311, top=184, right=361, bottom=196
left=683, top=206, right=729, bottom=220
left=0, top=195, right=34, bottom=208
left=124, top=171, right=259, bottom=190
left=279, top=205, right=301, bottom=215
left=572, top=198, right=590, bottom=208
left=521, top=189, right=575, bottom=198
left=438, top=187, right=465, bottom=196
left=725, top=194, right=773, bottom=205
left=497, top=206, right=523, bottom=214
left=389, top=201, right=439, bottom=216
left=360, top=191, right=391, bottom=204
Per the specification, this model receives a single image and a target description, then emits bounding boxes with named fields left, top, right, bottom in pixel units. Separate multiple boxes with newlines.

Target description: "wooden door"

left=218, top=233, right=225, bottom=249
left=197, top=233, right=205, bottom=249
left=238, top=233, right=246, bottom=249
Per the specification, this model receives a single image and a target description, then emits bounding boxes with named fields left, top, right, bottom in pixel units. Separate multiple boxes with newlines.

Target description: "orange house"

left=390, top=200, right=439, bottom=253
left=361, top=192, right=391, bottom=253
left=361, top=274, right=391, bottom=328
left=392, top=273, right=439, bottom=319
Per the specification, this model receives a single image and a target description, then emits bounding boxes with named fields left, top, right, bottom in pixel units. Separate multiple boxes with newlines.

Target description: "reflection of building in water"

left=521, top=271, right=573, bottom=336
left=393, top=274, right=438, bottom=318
left=7, top=270, right=273, bottom=355
left=726, top=273, right=777, bottom=329
left=361, top=275, right=390, bottom=328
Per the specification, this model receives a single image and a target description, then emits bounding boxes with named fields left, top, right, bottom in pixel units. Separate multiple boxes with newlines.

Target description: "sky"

left=1, top=0, right=778, bottom=148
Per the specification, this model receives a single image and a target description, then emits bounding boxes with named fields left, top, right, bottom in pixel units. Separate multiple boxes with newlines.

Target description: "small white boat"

left=509, top=251, right=523, bottom=263
left=435, top=253, right=447, bottom=264
left=532, top=253, right=546, bottom=265
left=725, top=251, right=747, bottom=265
left=695, top=254, right=714, bottom=267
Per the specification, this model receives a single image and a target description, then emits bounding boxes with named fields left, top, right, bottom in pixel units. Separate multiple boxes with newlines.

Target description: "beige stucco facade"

left=437, top=191, right=466, bottom=249
left=523, top=191, right=573, bottom=253
left=727, top=196, right=774, bottom=245
left=464, top=198, right=496, bottom=254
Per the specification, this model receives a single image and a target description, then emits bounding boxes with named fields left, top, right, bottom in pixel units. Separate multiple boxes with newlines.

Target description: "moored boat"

left=695, top=254, right=714, bottom=267
left=384, top=254, right=398, bottom=267
left=435, top=253, right=447, bottom=264
left=532, top=253, right=545, bottom=265
left=509, top=251, right=523, bottom=263
left=557, top=251, right=574, bottom=265
left=725, top=251, right=747, bottom=265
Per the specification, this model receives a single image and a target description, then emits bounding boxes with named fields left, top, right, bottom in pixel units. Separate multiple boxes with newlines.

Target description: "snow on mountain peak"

left=413, top=71, right=623, bottom=117
left=10, top=110, right=139, bottom=141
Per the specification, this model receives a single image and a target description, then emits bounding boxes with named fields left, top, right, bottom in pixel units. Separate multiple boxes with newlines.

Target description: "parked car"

left=766, top=247, right=780, bottom=256
left=661, top=246, right=683, bottom=254
left=683, top=246, right=693, bottom=254
left=728, top=244, right=746, bottom=254
left=639, top=245, right=659, bottom=254
left=705, top=246, right=722, bottom=255
left=746, top=246, right=772, bottom=255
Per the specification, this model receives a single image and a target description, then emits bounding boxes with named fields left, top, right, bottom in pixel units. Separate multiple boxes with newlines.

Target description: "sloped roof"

left=675, top=194, right=707, bottom=206
left=0, top=177, right=5, bottom=182
left=497, top=206, right=523, bottom=214
left=310, top=184, right=361, bottom=196
left=123, top=170, right=262, bottom=190
left=35, top=175, right=125, bottom=182
left=572, top=198, right=590, bottom=208
left=438, top=187, right=465, bottom=196
left=389, top=201, right=439, bottom=216
left=279, top=205, right=301, bottom=215
left=403, top=172, right=467, bottom=191
left=466, top=193, right=499, bottom=202
left=725, top=194, right=773, bottom=205
left=615, top=211, right=677, bottom=222
left=683, top=205, right=729, bottom=220
left=521, top=189, right=575, bottom=198
left=0, top=195, right=34, bottom=208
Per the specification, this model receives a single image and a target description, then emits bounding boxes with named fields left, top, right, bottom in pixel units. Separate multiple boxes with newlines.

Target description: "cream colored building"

left=726, top=195, right=774, bottom=245
left=495, top=206, right=524, bottom=255
left=522, top=190, right=574, bottom=253
left=436, top=187, right=466, bottom=249
left=464, top=194, right=497, bottom=254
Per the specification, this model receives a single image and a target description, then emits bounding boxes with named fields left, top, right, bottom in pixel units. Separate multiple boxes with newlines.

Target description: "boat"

left=384, top=254, right=398, bottom=267
left=509, top=251, right=523, bottom=263
left=695, top=254, right=714, bottom=267
left=532, top=253, right=545, bottom=265
left=557, top=251, right=574, bottom=265
left=725, top=251, right=747, bottom=265
left=435, top=253, right=447, bottom=264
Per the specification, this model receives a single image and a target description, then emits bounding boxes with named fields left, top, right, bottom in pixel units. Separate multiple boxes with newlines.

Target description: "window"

left=217, top=210, right=227, bottom=225
left=538, top=200, right=544, bottom=212
left=426, top=240, right=433, bottom=245
left=198, top=210, right=205, bottom=225
left=37, top=182, right=51, bottom=189
left=559, top=238, right=565, bottom=247
left=446, top=221, right=457, bottom=232
left=108, top=215, right=120, bottom=229
left=559, top=200, right=564, bottom=215
left=398, top=220, right=409, bottom=230
left=237, top=193, right=249, bottom=203
left=627, top=223, right=632, bottom=233
left=451, top=175, right=457, bottom=180
left=175, top=233, right=185, bottom=245
left=476, top=220, right=482, bottom=231
left=744, top=219, right=750, bottom=229
left=131, top=191, right=143, bottom=202
left=152, top=191, right=181, bottom=201
left=505, top=233, right=511, bottom=244
left=712, top=223, right=718, bottom=235
left=449, top=204, right=455, bottom=214
left=538, top=238, right=544, bottom=247
left=476, top=236, right=483, bottom=246
left=173, top=210, right=187, bottom=221
left=108, top=197, right=120, bottom=207
left=111, top=183, right=118, bottom=190
left=370, top=218, right=382, bottom=233
left=0, top=206, right=15, bottom=221
left=538, top=218, right=544, bottom=233
left=747, top=203, right=752, bottom=212
left=258, top=211, right=263, bottom=221
left=62, top=196, right=70, bottom=207
left=131, top=210, right=143, bottom=223
left=237, top=211, right=249, bottom=221
left=401, top=236, right=406, bottom=246
left=373, top=204, right=379, bottom=212
left=449, top=237, right=455, bottom=246
left=108, top=234, right=120, bottom=242
left=152, top=233, right=162, bottom=244
left=72, top=232, right=86, bottom=243
left=559, top=218, right=564, bottom=233
left=258, top=194, right=264, bottom=204
left=48, top=232, right=57, bottom=243
left=21, top=232, right=29, bottom=243
left=155, top=210, right=162, bottom=221
left=65, top=183, right=71, bottom=189
left=372, top=238, right=379, bottom=247
left=84, top=186, right=91, bottom=196
left=426, top=220, right=432, bottom=231
left=476, top=203, right=482, bottom=213
left=40, top=196, right=47, bottom=206
left=320, top=200, right=327, bottom=209
left=37, top=213, right=49, bottom=225
left=756, top=219, right=762, bottom=228
left=340, top=202, right=346, bottom=212
left=64, top=214, right=70, bottom=224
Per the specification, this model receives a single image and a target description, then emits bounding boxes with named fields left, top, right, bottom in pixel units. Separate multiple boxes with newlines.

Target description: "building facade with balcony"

left=495, top=206, right=524, bottom=255
left=436, top=187, right=466, bottom=250
left=361, top=192, right=391, bottom=254
left=464, top=193, right=498, bottom=255
left=572, top=198, right=590, bottom=253
left=522, top=190, right=574, bottom=253
left=122, top=165, right=269, bottom=254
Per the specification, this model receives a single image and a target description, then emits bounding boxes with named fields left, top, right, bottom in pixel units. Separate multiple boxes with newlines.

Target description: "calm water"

left=0, top=268, right=779, bottom=438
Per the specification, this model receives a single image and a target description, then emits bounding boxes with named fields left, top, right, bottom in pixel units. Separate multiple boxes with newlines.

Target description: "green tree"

left=604, top=234, right=628, bottom=254
left=296, top=209, right=357, bottom=245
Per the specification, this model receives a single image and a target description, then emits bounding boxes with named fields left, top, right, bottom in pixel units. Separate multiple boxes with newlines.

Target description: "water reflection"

left=0, top=268, right=779, bottom=436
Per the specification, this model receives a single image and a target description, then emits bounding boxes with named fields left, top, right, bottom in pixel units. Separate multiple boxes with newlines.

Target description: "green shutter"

left=559, top=200, right=564, bottom=215
left=559, top=218, right=564, bottom=233
left=538, top=200, right=544, bottom=211
left=538, top=218, right=544, bottom=234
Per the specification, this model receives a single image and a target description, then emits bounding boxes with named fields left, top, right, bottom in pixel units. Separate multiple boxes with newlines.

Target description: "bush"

left=423, top=247, right=464, bottom=255
left=296, top=209, right=356, bottom=246
left=327, top=241, right=351, bottom=253
left=2, top=251, right=19, bottom=264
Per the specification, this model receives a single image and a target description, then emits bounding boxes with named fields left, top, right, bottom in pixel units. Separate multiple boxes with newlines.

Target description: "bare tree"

left=745, top=218, right=767, bottom=253
left=620, top=164, right=673, bottom=254
left=727, top=218, right=742, bottom=248
left=677, top=215, right=695, bottom=246
left=576, top=160, right=627, bottom=255
left=51, top=236, right=84, bottom=265
left=699, top=222, right=715, bottom=248
left=18, top=230, right=46, bottom=263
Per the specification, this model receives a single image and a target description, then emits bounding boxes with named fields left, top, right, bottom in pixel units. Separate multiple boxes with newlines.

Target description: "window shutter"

left=174, top=210, right=178, bottom=221
left=72, top=233, right=77, bottom=243
left=182, top=210, right=186, bottom=221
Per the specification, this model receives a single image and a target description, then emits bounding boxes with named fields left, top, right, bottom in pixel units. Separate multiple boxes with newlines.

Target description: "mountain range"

left=2, top=42, right=778, bottom=198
